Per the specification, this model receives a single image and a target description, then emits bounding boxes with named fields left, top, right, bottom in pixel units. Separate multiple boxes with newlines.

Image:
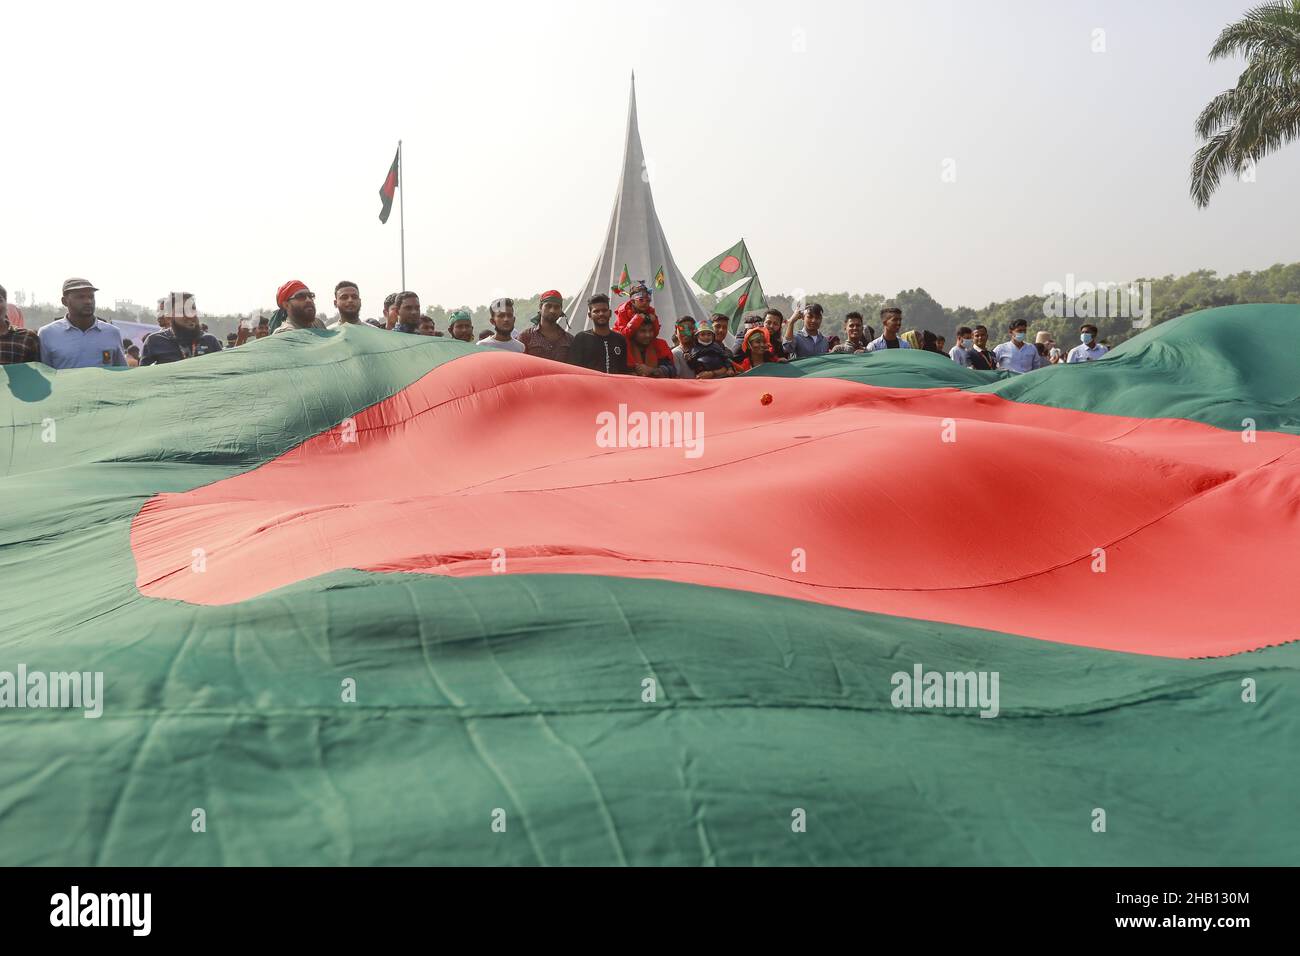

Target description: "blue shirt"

left=993, top=340, right=1046, bottom=374
left=38, top=317, right=127, bottom=369
left=784, top=329, right=830, bottom=359
left=864, top=335, right=911, bottom=351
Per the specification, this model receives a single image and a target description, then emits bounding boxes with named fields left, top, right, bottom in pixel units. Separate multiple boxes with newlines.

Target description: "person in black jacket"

left=687, top=325, right=737, bottom=379
left=141, top=292, right=223, bottom=365
left=966, top=324, right=997, bottom=371
left=568, top=294, right=630, bottom=374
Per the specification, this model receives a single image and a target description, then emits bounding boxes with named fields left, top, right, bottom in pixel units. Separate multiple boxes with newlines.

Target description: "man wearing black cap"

left=140, top=292, right=223, bottom=365
left=38, top=278, right=127, bottom=369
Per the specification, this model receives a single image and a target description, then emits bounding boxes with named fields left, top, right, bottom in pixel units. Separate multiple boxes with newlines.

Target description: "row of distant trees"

left=726, top=261, right=1300, bottom=345
left=15, top=261, right=1300, bottom=346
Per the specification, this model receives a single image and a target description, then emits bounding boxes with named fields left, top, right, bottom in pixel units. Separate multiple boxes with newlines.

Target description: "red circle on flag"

left=720, top=255, right=741, bottom=274
left=737, top=294, right=748, bottom=308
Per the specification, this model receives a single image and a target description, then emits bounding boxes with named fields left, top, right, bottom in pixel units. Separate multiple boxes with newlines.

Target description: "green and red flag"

left=693, top=238, right=755, bottom=292
left=713, top=274, right=766, bottom=332
left=3, top=304, right=1299, bottom=865
left=378, top=145, right=400, bottom=224
left=611, top=263, right=631, bottom=296
left=653, top=265, right=665, bottom=290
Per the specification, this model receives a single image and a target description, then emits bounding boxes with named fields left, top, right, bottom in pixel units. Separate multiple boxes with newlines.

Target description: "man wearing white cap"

left=476, top=298, right=525, bottom=352
left=38, top=278, right=126, bottom=369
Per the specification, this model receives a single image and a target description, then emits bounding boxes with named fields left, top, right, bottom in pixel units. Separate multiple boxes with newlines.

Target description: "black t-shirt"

left=885, top=338, right=900, bottom=349
left=569, top=330, right=630, bottom=374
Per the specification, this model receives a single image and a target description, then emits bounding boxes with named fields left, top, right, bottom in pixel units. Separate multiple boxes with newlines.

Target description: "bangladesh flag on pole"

left=654, top=266, right=665, bottom=291
left=714, top=275, right=767, bottom=333
left=378, top=146, right=400, bottom=224
left=693, top=239, right=755, bottom=293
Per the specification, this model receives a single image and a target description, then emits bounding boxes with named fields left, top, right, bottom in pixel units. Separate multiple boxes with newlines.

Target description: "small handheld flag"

left=611, top=263, right=632, bottom=297
left=654, top=266, right=665, bottom=290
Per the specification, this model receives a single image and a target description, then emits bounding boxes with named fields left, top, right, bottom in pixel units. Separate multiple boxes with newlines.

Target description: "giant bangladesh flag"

left=3, top=304, right=1299, bottom=865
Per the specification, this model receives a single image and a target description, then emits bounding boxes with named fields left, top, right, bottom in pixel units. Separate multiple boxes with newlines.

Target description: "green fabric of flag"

left=692, top=239, right=754, bottom=293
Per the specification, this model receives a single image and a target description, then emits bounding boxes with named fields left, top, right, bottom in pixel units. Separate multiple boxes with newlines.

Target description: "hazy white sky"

left=3, top=0, right=1294, bottom=316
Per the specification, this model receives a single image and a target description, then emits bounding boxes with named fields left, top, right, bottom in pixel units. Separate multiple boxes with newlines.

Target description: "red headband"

left=276, top=280, right=308, bottom=309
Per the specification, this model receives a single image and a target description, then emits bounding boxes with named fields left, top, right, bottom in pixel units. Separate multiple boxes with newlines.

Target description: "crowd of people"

left=0, top=277, right=1110, bottom=373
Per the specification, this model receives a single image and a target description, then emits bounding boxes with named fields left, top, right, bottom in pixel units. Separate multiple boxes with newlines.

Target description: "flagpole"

left=398, top=140, right=406, bottom=290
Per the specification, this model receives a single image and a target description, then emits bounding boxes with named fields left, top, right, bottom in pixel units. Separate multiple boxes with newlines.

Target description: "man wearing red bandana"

left=273, top=280, right=327, bottom=333
left=519, top=289, right=574, bottom=362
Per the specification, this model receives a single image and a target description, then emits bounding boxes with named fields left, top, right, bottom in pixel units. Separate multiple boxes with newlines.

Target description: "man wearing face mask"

left=993, top=318, right=1045, bottom=374
left=1067, top=323, right=1108, bottom=363
left=949, top=325, right=974, bottom=366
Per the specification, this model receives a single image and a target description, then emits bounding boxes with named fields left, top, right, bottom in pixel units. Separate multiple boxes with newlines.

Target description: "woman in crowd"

left=735, top=326, right=781, bottom=371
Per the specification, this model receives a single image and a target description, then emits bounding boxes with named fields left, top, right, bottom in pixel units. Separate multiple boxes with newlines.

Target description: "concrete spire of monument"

left=565, top=73, right=709, bottom=337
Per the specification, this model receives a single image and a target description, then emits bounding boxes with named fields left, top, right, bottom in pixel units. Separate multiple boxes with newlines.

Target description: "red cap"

left=276, top=279, right=308, bottom=309
left=539, top=289, right=563, bottom=302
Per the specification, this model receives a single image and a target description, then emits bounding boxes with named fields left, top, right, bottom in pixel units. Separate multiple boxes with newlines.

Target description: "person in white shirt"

left=1067, top=323, right=1109, bottom=363
left=993, top=319, right=1046, bottom=374
left=949, top=325, right=974, bottom=366
left=671, top=317, right=697, bottom=379
left=864, top=307, right=911, bottom=351
left=327, top=281, right=363, bottom=329
left=477, top=298, right=525, bottom=352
